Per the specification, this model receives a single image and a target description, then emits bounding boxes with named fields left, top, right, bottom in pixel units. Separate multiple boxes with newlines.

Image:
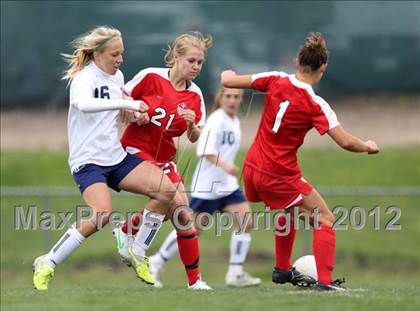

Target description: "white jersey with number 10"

left=191, top=108, right=241, bottom=200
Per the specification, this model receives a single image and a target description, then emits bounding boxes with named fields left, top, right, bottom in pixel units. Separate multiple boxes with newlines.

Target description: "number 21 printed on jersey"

left=150, top=107, right=176, bottom=130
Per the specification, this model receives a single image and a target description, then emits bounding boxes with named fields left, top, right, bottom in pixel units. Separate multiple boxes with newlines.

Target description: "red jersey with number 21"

left=121, top=67, right=205, bottom=162
left=246, top=71, right=339, bottom=179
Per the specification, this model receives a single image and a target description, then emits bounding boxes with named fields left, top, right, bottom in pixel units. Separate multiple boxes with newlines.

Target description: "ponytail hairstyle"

left=297, top=32, right=328, bottom=72
left=164, top=31, right=213, bottom=67
left=62, top=26, right=122, bottom=82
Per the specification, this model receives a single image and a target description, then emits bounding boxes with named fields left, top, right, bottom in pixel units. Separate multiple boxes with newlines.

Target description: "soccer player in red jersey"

left=113, top=32, right=213, bottom=290
left=221, top=32, right=379, bottom=291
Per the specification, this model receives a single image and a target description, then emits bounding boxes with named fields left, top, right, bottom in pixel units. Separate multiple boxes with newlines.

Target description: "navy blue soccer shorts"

left=190, top=188, right=247, bottom=214
left=72, top=153, right=144, bottom=193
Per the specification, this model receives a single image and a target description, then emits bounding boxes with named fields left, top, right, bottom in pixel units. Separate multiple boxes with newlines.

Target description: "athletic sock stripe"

left=159, top=253, right=168, bottom=262
left=165, top=238, right=177, bottom=251
left=144, top=229, right=157, bottom=246
left=185, top=257, right=200, bottom=270
left=53, top=233, right=70, bottom=253
left=177, top=234, right=196, bottom=239
left=229, top=262, right=245, bottom=265
left=235, top=241, right=242, bottom=255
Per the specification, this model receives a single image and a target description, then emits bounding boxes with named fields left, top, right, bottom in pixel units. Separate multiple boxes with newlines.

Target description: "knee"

left=175, top=209, right=193, bottom=226
left=152, top=182, right=177, bottom=205
left=171, top=208, right=194, bottom=232
left=95, top=209, right=112, bottom=229
left=160, top=190, right=177, bottom=205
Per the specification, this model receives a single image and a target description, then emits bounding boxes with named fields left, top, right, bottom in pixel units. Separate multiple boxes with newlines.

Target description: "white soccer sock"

left=227, top=232, right=251, bottom=276
left=43, top=227, right=85, bottom=268
left=132, top=209, right=165, bottom=257
left=154, top=229, right=178, bottom=267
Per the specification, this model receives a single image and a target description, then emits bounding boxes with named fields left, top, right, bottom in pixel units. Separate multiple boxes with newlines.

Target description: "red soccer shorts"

left=242, top=164, right=313, bottom=210
left=125, top=146, right=183, bottom=184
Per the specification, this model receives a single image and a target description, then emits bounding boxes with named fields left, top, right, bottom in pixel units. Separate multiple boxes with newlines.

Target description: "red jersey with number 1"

left=246, top=71, right=339, bottom=179
left=121, top=67, right=205, bottom=162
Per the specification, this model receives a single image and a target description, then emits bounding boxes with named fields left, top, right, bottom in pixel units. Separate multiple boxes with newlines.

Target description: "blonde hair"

left=297, top=32, right=328, bottom=72
left=211, top=86, right=243, bottom=112
left=164, top=31, right=213, bottom=67
left=62, top=26, right=122, bottom=81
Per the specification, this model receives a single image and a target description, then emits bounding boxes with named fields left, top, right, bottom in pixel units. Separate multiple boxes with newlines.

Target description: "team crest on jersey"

left=177, top=102, right=187, bottom=115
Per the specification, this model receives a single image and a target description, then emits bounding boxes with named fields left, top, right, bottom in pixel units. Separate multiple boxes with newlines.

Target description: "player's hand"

left=221, top=70, right=237, bottom=82
left=134, top=112, right=150, bottom=126
left=365, top=140, right=379, bottom=154
left=180, top=109, right=196, bottom=126
left=220, top=70, right=236, bottom=85
left=223, top=163, right=239, bottom=176
left=120, top=109, right=134, bottom=125
left=137, top=100, right=149, bottom=113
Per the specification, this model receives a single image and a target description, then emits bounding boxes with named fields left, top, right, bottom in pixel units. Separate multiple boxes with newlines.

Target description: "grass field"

left=1, top=147, right=420, bottom=310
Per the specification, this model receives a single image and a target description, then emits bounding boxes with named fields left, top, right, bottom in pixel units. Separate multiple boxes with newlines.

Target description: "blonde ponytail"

left=62, top=26, right=122, bottom=81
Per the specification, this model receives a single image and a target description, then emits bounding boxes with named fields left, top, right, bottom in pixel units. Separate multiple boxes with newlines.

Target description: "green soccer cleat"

left=112, top=227, right=132, bottom=267
left=32, top=255, right=54, bottom=291
left=128, top=247, right=154, bottom=285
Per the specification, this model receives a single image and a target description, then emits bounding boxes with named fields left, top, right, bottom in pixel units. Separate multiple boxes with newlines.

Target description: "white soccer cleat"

left=188, top=279, right=213, bottom=291
left=149, top=254, right=164, bottom=288
left=226, top=271, right=262, bottom=287
left=112, top=226, right=132, bottom=267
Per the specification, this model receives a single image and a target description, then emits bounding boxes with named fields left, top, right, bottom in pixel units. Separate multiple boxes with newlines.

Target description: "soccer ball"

left=293, top=255, right=318, bottom=281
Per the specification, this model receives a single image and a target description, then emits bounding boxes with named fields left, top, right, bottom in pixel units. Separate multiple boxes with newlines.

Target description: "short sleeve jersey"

left=190, top=108, right=241, bottom=199
left=121, top=68, right=206, bottom=162
left=67, top=62, right=127, bottom=173
left=246, top=71, right=339, bottom=178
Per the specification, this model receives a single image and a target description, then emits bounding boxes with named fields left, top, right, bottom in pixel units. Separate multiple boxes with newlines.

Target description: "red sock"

left=275, top=215, right=296, bottom=271
left=177, top=233, right=200, bottom=285
left=313, top=225, right=335, bottom=285
left=121, top=210, right=144, bottom=235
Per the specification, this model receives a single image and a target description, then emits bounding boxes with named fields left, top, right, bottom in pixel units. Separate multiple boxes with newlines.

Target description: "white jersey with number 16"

left=67, top=62, right=127, bottom=173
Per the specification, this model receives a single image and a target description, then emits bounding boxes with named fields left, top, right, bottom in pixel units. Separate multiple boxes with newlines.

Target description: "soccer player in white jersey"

left=144, top=86, right=261, bottom=288
left=32, top=26, right=188, bottom=290
left=221, top=32, right=379, bottom=291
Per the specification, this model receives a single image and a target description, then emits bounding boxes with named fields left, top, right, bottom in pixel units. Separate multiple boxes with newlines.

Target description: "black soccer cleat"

left=272, top=267, right=317, bottom=287
left=313, top=278, right=346, bottom=292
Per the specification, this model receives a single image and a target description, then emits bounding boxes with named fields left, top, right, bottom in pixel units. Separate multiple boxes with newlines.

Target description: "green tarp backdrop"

left=1, top=1, right=419, bottom=109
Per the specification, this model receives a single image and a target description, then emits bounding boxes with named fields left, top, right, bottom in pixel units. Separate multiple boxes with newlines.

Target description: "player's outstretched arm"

left=328, top=125, right=379, bottom=154
left=75, top=97, right=148, bottom=114
left=220, top=70, right=253, bottom=89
